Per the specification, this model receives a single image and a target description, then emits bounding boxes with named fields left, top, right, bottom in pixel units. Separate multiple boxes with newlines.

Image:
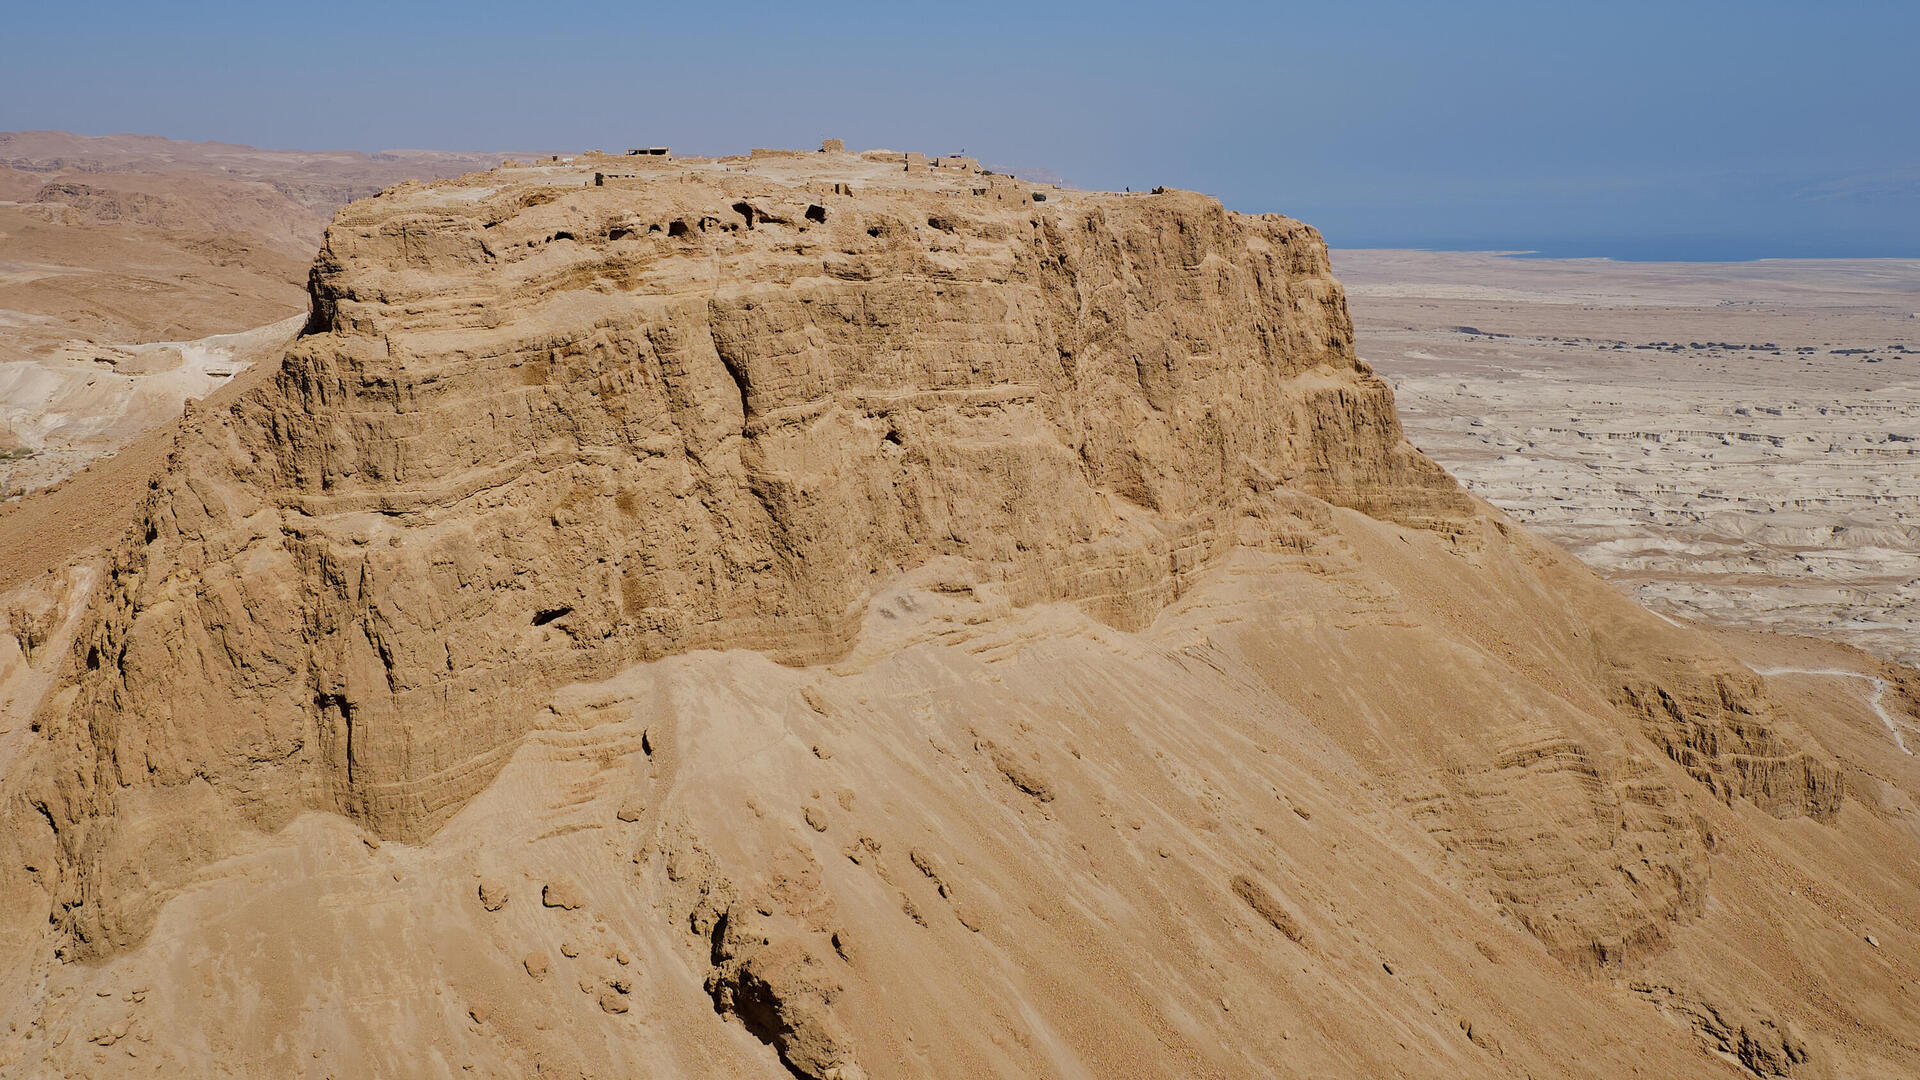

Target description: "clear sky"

left=4, top=0, right=1916, bottom=259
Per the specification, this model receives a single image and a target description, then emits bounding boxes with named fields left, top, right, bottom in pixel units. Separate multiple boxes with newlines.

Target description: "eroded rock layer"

left=1, top=152, right=1910, bottom=1080
left=34, top=159, right=1473, bottom=938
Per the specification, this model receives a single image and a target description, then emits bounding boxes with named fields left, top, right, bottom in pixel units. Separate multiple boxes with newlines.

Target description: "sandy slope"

left=6, top=506, right=1916, bottom=1079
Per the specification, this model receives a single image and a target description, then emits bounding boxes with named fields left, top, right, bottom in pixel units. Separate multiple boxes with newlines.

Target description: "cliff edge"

left=0, top=149, right=1910, bottom=1080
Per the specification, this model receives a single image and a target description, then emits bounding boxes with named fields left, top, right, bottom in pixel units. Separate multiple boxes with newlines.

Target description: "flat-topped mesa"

left=34, top=149, right=1476, bottom=949
left=275, top=158, right=1465, bottom=666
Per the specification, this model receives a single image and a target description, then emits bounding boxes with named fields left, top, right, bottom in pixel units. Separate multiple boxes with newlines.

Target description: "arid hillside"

left=0, top=149, right=1915, bottom=1079
left=0, top=131, right=538, bottom=495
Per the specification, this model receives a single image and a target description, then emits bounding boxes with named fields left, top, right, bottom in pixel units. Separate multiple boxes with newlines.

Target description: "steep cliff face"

left=31, top=161, right=1473, bottom=938
left=1, top=153, right=1906, bottom=1080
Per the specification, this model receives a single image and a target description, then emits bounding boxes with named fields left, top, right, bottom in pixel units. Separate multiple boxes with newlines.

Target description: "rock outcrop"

left=1, top=150, right=1910, bottom=1080
left=27, top=156, right=1470, bottom=951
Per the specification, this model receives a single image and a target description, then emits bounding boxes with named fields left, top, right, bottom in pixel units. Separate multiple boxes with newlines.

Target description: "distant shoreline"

left=1330, top=245, right=1920, bottom=265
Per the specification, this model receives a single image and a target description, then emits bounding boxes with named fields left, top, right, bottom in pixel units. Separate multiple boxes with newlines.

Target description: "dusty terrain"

left=1344, top=249, right=1920, bottom=668
left=0, top=149, right=1913, bottom=1080
left=0, top=132, right=535, bottom=494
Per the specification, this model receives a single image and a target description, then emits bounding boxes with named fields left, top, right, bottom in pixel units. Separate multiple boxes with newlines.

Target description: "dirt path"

left=1753, top=665, right=1914, bottom=755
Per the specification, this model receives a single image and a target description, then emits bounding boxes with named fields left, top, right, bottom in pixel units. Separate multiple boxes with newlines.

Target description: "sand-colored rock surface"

left=0, top=153, right=1914, bottom=1079
left=0, top=132, right=540, bottom=495
left=1344, top=249, right=1920, bottom=669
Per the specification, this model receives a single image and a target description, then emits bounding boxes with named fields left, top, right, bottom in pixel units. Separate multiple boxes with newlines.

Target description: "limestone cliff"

left=1, top=151, right=1907, bottom=1080
left=30, top=159, right=1473, bottom=944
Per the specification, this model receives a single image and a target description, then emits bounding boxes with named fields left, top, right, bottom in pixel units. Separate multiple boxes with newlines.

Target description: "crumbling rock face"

left=1632, top=981, right=1820, bottom=1078
left=5, top=156, right=1902, bottom=1080
left=1419, top=737, right=1710, bottom=973
left=668, top=820, right=862, bottom=1080
left=706, top=913, right=863, bottom=1080
left=1613, top=658, right=1843, bottom=821
left=23, top=161, right=1470, bottom=952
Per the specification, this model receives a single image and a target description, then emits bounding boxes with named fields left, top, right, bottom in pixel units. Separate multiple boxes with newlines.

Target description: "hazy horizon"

left=5, top=0, right=1916, bottom=261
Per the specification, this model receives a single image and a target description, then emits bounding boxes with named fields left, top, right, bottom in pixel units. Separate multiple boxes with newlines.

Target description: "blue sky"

left=4, top=0, right=1916, bottom=258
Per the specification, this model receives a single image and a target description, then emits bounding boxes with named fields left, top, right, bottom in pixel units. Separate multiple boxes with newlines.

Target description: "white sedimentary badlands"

left=1344, top=249, right=1920, bottom=668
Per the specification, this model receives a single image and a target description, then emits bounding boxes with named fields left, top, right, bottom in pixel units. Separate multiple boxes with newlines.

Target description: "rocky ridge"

left=0, top=150, right=1912, bottom=1079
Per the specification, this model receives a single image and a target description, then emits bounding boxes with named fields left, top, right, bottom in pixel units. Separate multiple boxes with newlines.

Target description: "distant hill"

left=0, top=131, right=547, bottom=494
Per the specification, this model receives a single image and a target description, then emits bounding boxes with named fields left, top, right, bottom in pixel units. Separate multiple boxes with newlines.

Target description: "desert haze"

left=1346, top=249, right=1920, bottom=671
left=0, top=132, right=1914, bottom=1080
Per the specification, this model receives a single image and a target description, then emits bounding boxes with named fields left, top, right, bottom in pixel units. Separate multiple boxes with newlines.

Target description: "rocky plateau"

left=0, top=147, right=1913, bottom=1080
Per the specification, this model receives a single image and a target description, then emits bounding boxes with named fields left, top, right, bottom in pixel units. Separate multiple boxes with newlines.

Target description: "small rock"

left=467, top=1004, right=490, bottom=1024
left=1867, top=934, right=1881, bottom=948
left=845, top=835, right=881, bottom=865
left=542, top=880, right=585, bottom=910
left=478, top=881, right=509, bottom=912
left=559, top=941, right=581, bottom=958
left=1231, top=875, right=1307, bottom=947
left=909, top=848, right=942, bottom=880
left=615, top=805, right=643, bottom=823
left=598, top=989, right=630, bottom=1015
left=523, top=952, right=550, bottom=980
left=985, top=741, right=1055, bottom=802
left=804, top=806, right=829, bottom=832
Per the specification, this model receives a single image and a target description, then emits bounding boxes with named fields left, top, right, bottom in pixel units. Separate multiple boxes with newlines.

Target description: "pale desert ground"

left=1343, top=249, right=1920, bottom=669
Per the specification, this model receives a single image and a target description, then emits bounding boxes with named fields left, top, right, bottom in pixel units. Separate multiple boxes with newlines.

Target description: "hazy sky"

left=5, top=0, right=1916, bottom=258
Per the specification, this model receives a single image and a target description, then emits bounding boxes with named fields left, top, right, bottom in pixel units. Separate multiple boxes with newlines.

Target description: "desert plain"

left=1346, top=249, right=1920, bottom=672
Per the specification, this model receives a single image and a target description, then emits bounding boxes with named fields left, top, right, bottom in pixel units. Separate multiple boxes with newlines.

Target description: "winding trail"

left=1752, top=665, right=1913, bottom=755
